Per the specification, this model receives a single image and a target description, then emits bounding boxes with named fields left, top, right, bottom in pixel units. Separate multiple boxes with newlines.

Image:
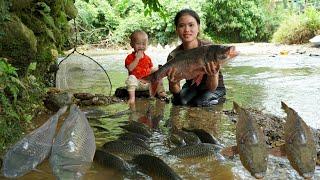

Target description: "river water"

left=2, top=47, right=319, bottom=179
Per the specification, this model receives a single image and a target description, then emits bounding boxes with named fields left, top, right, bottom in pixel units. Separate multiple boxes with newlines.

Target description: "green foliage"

left=203, top=0, right=281, bottom=42
left=0, top=59, right=45, bottom=151
left=74, top=0, right=205, bottom=46
left=142, top=0, right=166, bottom=18
left=272, top=7, right=320, bottom=44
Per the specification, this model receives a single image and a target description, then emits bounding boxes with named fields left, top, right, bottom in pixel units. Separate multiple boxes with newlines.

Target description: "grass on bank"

left=272, top=7, right=320, bottom=44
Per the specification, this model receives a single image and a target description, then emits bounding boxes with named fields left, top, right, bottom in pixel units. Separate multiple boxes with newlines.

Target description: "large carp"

left=50, top=104, right=96, bottom=180
left=2, top=106, right=67, bottom=178
left=143, top=44, right=238, bottom=96
left=281, top=101, right=317, bottom=178
left=233, top=102, right=268, bottom=179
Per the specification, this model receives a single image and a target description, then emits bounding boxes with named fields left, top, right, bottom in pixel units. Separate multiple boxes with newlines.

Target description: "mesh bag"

left=56, top=53, right=112, bottom=96
left=50, top=104, right=96, bottom=179
left=2, top=106, right=67, bottom=178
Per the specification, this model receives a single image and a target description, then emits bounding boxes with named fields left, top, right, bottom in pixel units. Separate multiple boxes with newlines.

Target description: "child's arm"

left=127, top=51, right=143, bottom=72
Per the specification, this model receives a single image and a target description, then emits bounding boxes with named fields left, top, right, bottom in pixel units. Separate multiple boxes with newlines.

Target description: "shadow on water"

left=2, top=51, right=319, bottom=179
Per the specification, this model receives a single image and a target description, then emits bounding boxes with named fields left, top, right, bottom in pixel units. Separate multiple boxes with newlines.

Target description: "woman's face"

left=176, top=14, right=200, bottom=44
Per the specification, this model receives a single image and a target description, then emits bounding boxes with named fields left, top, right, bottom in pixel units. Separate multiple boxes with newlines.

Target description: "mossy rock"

left=18, top=13, right=47, bottom=34
left=0, top=14, right=37, bottom=75
left=10, top=0, right=33, bottom=11
left=64, top=0, right=78, bottom=20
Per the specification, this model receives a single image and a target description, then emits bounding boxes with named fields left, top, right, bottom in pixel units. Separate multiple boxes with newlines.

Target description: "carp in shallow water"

left=281, top=101, right=317, bottom=179
left=133, top=154, right=182, bottom=180
left=50, top=104, right=96, bottom=180
left=167, top=143, right=223, bottom=159
left=233, top=102, right=268, bottom=179
left=2, top=106, right=67, bottom=178
left=94, top=149, right=132, bottom=173
left=102, top=140, right=153, bottom=156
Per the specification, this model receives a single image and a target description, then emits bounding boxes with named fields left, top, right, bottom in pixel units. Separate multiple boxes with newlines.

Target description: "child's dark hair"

left=174, top=9, right=200, bottom=27
left=129, top=30, right=148, bottom=47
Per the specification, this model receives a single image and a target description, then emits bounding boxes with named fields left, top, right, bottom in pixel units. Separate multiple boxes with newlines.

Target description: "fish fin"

left=232, top=101, right=241, bottom=113
left=192, top=74, right=203, bottom=86
left=281, top=101, right=290, bottom=113
left=268, top=146, right=286, bottom=157
left=221, top=146, right=238, bottom=158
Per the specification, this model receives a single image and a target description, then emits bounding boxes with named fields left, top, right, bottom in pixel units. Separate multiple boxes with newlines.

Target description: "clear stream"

left=3, top=48, right=320, bottom=179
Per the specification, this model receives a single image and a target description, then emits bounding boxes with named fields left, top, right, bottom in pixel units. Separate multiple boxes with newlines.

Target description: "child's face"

left=131, top=33, right=148, bottom=52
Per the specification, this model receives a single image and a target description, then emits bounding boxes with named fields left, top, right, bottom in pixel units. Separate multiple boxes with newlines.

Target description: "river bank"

left=63, top=42, right=320, bottom=57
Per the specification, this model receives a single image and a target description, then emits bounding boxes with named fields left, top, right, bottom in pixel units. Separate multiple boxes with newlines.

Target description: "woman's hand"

left=167, top=67, right=179, bottom=83
left=167, top=67, right=181, bottom=94
left=204, top=62, right=220, bottom=76
left=204, top=62, right=220, bottom=91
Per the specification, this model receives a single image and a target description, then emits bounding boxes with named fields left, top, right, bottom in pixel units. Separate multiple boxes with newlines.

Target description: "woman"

left=167, top=9, right=226, bottom=106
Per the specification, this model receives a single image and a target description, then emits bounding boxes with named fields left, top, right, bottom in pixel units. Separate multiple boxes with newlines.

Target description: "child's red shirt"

left=125, top=52, right=153, bottom=79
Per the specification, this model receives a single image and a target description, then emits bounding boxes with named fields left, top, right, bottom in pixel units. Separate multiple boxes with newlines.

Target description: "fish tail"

left=233, top=101, right=241, bottom=113
left=281, top=101, right=289, bottom=113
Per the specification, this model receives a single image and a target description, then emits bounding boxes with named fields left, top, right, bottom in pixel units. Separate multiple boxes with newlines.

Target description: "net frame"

left=55, top=19, right=112, bottom=96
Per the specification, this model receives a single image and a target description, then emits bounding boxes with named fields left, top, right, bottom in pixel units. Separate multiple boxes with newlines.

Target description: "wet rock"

left=74, top=93, right=94, bottom=100
left=43, top=90, right=73, bottom=112
left=74, top=92, right=121, bottom=106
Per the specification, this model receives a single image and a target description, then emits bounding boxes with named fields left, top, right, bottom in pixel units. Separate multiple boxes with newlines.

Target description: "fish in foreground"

left=133, top=154, right=182, bottom=180
left=233, top=102, right=268, bottom=179
left=281, top=101, right=317, bottom=179
left=102, top=140, right=153, bottom=156
left=2, top=106, right=67, bottom=178
left=50, top=104, right=96, bottom=180
left=143, top=44, right=238, bottom=96
left=94, top=149, right=132, bottom=173
left=167, top=143, right=223, bottom=159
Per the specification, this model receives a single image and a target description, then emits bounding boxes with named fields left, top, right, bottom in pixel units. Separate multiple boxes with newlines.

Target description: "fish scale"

left=167, top=143, right=222, bottom=158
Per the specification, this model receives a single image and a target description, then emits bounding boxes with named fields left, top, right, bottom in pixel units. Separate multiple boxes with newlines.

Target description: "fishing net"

left=55, top=19, right=112, bottom=96
left=56, top=52, right=112, bottom=96
left=2, top=106, right=68, bottom=178
left=50, top=104, right=96, bottom=179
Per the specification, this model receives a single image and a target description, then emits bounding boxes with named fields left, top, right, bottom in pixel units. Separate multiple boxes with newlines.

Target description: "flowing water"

left=1, top=47, right=319, bottom=179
